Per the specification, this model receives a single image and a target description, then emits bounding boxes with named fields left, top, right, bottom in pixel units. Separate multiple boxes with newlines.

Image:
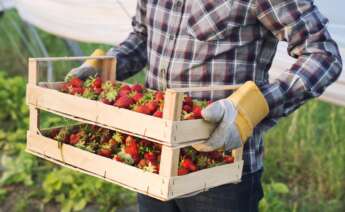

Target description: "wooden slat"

left=29, top=106, right=40, bottom=134
left=26, top=132, right=170, bottom=200
left=159, top=90, right=184, bottom=177
left=169, top=161, right=243, bottom=198
left=101, top=58, right=117, bottom=83
left=30, top=56, right=115, bottom=62
left=26, top=84, right=174, bottom=143
left=28, top=59, right=38, bottom=85
left=171, top=85, right=241, bottom=93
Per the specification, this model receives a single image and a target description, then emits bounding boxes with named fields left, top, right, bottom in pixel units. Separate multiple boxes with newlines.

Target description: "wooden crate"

left=26, top=56, right=241, bottom=147
left=26, top=56, right=244, bottom=200
left=26, top=127, right=243, bottom=201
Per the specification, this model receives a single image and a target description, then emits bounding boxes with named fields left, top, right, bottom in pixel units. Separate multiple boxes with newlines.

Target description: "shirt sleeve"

left=107, top=0, right=148, bottom=81
left=255, top=0, right=343, bottom=121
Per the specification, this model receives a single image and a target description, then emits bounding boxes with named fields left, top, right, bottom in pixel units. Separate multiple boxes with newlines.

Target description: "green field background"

left=0, top=11, right=344, bottom=212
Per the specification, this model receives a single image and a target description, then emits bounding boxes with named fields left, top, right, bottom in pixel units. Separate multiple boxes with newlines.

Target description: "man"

left=68, top=0, right=342, bottom=211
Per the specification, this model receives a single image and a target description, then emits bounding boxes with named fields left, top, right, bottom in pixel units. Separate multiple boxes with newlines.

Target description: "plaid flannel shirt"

left=107, top=0, right=342, bottom=175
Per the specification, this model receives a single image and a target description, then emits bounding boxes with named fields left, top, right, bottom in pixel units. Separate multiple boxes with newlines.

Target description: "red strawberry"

left=92, top=77, right=102, bottom=88
left=155, top=91, right=165, bottom=102
left=145, top=101, right=158, bottom=113
left=223, top=155, right=235, bottom=164
left=178, top=168, right=189, bottom=176
left=131, top=84, right=144, bottom=93
left=181, top=158, right=198, bottom=172
left=192, top=106, right=202, bottom=119
left=132, top=92, right=144, bottom=103
left=183, top=105, right=193, bottom=113
left=61, top=83, right=69, bottom=93
left=69, top=133, right=80, bottom=145
left=71, top=87, right=84, bottom=95
left=183, top=96, right=193, bottom=107
left=114, top=96, right=134, bottom=108
left=113, top=155, right=123, bottom=162
left=49, top=128, right=60, bottom=138
left=208, top=151, right=223, bottom=161
left=153, top=110, right=163, bottom=118
left=134, top=105, right=151, bottom=115
left=144, top=152, right=157, bottom=163
left=98, top=147, right=112, bottom=158
left=92, top=87, right=102, bottom=95
left=138, top=159, right=147, bottom=168
left=124, top=136, right=139, bottom=162
left=118, top=85, right=131, bottom=97
left=70, top=77, right=83, bottom=88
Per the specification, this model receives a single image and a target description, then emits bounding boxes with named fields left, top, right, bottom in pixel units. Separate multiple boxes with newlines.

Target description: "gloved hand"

left=193, top=81, right=269, bottom=152
left=65, top=49, right=105, bottom=81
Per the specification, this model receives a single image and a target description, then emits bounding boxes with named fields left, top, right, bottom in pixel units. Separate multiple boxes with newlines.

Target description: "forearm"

left=256, top=0, right=343, bottom=120
left=107, top=32, right=148, bottom=81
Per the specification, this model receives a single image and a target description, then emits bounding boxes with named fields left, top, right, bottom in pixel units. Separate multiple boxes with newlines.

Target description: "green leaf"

left=271, top=182, right=289, bottom=194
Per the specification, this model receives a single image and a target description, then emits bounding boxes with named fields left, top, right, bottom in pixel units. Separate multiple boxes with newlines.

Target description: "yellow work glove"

left=193, top=81, right=269, bottom=151
left=65, top=49, right=105, bottom=81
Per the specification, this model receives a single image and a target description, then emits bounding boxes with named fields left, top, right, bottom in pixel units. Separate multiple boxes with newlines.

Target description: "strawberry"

left=92, top=77, right=102, bottom=89
left=144, top=152, right=157, bottom=163
left=145, top=101, right=158, bottom=113
left=70, top=77, right=83, bottom=88
left=131, top=84, right=144, bottom=93
left=132, top=92, right=144, bottom=103
left=208, top=151, right=223, bottom=161
left=61, top=83, right=69, bottom=93
left=71, top=87, right=84, bottom=95
left=98, top=145, right=112, bottom=158
left=181, top=158, right=198, bottom=172
left=138, top=159, right=147, bottom=169
left=223, top=155, right=235, bottom=164
left=118, top=85, right=131, bottom=97
left=114, top=96, right=134, bottom=108
left=178, top=168, right=189, bottom=176
left=192, top=106, right=202, bottom=119
left=124, top=136, right=139, bottom=163
left=134, top=105, right=151, bottom=115
left=49, top=128, right=60, bottom=139
left=183, top=104, right=193, bottom=113
left=153, top=110, right=163, bottom=118
left=183, top=96, right=193, bottom=107
left=113, top=155, right=123, bottom=162
left=69, top=133, right=80, bottom=145
left=154, top=91, right=165, bottom=102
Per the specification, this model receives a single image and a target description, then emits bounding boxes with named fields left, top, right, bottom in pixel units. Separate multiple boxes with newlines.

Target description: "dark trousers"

left=138, top=170, right=263, bottom=212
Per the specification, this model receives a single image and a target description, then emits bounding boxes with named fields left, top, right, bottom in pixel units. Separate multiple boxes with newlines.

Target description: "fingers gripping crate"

left=26, top=56, right=244, bottom=200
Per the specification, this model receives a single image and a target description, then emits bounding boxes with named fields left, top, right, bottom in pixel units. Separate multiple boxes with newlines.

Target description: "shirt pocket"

left=186, top=0, right=242, bottom=41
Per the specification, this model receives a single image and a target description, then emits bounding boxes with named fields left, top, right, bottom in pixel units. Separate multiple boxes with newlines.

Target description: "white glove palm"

left=65, top=65, right=98, bottom=81
left=192, top=99, right=242, bottom=152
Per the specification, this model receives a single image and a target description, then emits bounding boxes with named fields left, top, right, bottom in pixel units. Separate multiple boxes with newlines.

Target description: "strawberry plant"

left=44, top=123, right=235, bottom=175
left=61, top=76, right=212, bottom=120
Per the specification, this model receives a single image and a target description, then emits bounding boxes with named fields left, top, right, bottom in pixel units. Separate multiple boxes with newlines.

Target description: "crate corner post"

left=102, top=57, right=117, bottom=83
left=159, top=89, right=184, bottom=177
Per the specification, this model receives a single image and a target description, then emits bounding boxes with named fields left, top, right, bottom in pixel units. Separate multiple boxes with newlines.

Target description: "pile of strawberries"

left=46, top=124, right=235, bottom=176
left=61, top=76, right=211, bottom=120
